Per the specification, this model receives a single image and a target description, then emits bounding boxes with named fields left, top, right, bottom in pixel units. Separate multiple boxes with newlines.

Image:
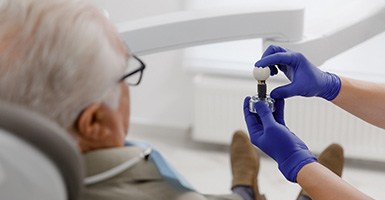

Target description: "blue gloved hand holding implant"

left=243, top=97, right=316, bottom=182
left=255, top=45, right=341, bottom=101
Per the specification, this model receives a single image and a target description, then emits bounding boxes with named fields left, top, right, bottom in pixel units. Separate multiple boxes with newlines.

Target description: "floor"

left=129, top=129, right=385, bottom=199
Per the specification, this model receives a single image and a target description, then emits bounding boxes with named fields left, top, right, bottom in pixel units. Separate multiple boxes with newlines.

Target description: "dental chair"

left=0, top=101, right=84, bottom=200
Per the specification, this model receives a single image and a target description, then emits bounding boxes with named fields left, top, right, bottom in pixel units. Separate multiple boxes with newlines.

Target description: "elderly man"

left=0, top=0, right=344, bottom=200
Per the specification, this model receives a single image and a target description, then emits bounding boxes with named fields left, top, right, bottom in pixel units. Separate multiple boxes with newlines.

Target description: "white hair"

left=0, top=0, right=127, bottom=129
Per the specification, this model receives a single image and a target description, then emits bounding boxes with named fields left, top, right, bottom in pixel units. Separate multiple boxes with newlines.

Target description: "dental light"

left=118, top=0, right=385, bottom=66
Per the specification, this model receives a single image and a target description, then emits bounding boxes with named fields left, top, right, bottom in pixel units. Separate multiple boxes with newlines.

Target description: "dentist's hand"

left=255, top=45, right=341, bottom=101
left=243, top=97, right=317, bottom=182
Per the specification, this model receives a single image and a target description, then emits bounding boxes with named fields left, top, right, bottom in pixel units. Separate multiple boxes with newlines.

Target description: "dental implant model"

left=249, top=67, right=275, bottom=113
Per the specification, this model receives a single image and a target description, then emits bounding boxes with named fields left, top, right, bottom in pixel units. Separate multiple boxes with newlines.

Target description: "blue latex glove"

left=255, top=45, right=341, bottom=101
left=243, top=97, right=317, bottom=182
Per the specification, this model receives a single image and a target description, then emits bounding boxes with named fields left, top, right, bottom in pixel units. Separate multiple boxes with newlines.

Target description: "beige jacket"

left=79, top=146, right=242, bottom=200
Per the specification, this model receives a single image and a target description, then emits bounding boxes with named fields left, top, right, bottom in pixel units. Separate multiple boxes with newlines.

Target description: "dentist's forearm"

left=332, top=76, right=385, bottom=129
left=297, top=162, right=372, bottom=200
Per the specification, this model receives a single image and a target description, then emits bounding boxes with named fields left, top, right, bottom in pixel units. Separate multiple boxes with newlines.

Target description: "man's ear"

left=75, top=102, right=123, bottom=152
left=76, top=103, right=107, bottom=142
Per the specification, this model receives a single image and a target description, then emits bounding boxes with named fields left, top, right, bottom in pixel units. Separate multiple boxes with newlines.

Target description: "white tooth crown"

left=253, top=67, right=270, bottom=81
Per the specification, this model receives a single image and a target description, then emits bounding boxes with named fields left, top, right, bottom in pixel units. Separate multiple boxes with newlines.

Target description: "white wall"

left=90, top=0, right=183, bottom=23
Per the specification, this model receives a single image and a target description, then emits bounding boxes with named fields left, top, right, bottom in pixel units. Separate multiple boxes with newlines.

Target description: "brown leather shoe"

left=296, top=143, right=344, bottom=199
left=230, top=130, right=265, bottom=200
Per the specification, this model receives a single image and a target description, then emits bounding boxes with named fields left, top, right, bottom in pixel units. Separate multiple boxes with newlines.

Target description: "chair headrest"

left=0, top=101, right=84, bottom=200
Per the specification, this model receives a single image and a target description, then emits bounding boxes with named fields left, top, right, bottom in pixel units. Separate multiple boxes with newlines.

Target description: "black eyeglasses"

left=120, top=55, right=146, bottom=86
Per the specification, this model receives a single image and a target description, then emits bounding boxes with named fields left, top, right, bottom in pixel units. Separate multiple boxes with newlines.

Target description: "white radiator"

left=192, top=74, right=385, bottom=162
